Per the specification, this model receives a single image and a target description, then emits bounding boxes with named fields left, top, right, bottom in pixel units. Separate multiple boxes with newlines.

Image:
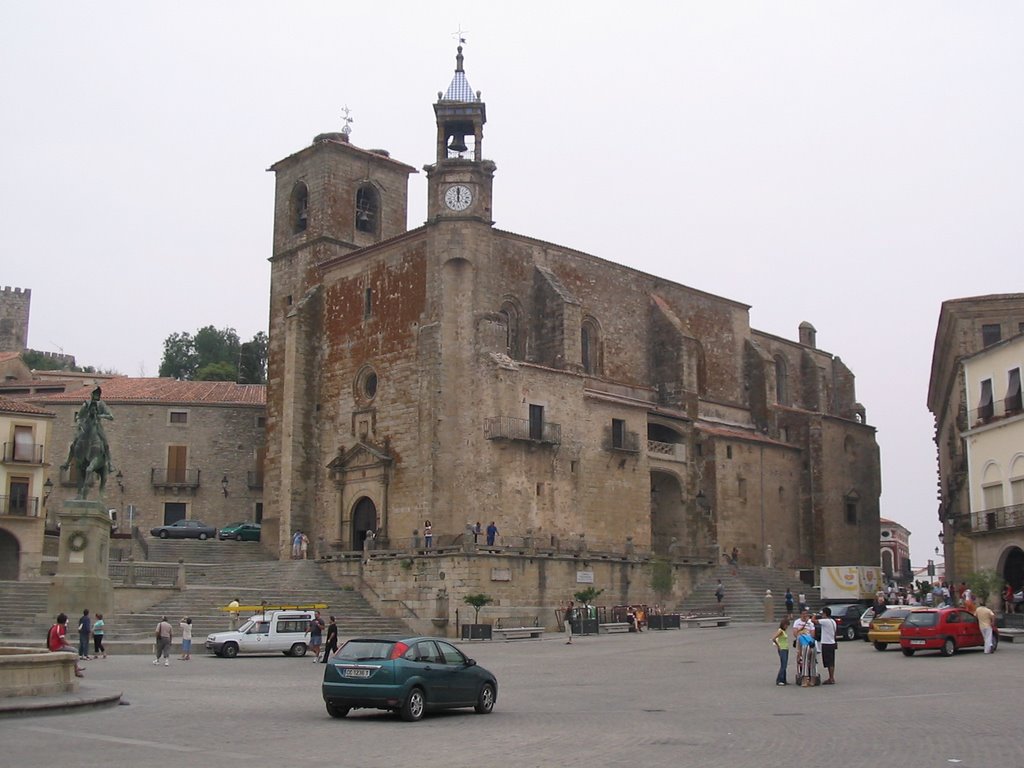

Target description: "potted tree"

left=461, top=593, right=494, bottom=640
left=573, top=587, right=603, bottom=635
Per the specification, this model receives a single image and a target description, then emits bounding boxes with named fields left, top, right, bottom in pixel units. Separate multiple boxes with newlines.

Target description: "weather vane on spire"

left=340, top=105, right=354, bottom=137
left=452, top=25, right=469, bottom=46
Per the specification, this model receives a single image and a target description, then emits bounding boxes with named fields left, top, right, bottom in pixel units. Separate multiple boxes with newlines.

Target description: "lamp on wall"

left=116, top=470, right=124, bottom=493
left=42, top=478, right=53, bottom=506
left=221, top=475, right=229, bottom=497
left=938, top=530, right=945, bottom=544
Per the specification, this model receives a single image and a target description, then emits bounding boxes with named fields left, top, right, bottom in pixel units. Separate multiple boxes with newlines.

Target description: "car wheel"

left=475, top=682, right=496, bottom=714
left=400, top=687, right=426, bottom=722
left=901, top=648, right=915, bottom=657
left=290, top=643, right=307, bottom=657
left=844, top=625, right=856, bottom=641
left=222, top=643, right=239, bottom=659
left=326, top=702, right=350, bottom=719
left=235, top=533, right=243, bottom=541
left=160, top=531, right=169, bottom=539
left=873, top=642, right=887, bottom=651
left=941, top=637, right=956, bottom=657
left=199, top=532, right=208, bottom=540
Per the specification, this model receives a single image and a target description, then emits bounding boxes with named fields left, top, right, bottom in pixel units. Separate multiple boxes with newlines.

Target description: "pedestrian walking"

left=563, top=600, right=575, bottom=644
left=772, top=618, right=790, bottom=685
left=154, top=616, right=173, bottom=666
left=486, top=521, right=498, bottom=547
left=300, top=532, right=310, bottom=560
left=307, top=611, right=325, bottom=662
left=291, top=530, right=302, bottom=559
left=180, top=617, right=193, bottom=660
left=976, top=602, right=996, bottom=653
left=715, top=580, right=725, bottom=614
left=321, top=616, right=339, bottom=663
left=77, top=609, right=92, bottom=660
left=784, top=588, right=794, bottom=618
left=92, top=613, right=107, bottom=658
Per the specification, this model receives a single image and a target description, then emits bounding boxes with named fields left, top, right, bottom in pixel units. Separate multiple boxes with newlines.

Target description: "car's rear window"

left=336, top=640, right=395, bottom=661
left=878, top=609, right=913, bottom=619
left=904, top=612, right=938, bottom=627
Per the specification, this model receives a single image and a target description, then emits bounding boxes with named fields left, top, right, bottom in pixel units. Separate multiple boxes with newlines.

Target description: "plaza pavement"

left=2, top=622, right=1021, bottom=768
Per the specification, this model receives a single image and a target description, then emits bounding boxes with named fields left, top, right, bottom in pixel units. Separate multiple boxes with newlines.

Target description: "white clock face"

left=444, top=184, right=473, bottom=211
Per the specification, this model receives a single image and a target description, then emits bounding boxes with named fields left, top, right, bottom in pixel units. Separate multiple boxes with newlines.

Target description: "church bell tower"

left=424, top=44, right=496, bottom=224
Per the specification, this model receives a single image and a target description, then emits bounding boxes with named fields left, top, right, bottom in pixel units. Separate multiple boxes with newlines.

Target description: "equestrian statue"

left=61, top=386, right=115, bottom=500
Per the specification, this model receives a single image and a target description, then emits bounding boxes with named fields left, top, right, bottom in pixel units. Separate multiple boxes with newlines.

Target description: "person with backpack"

left=48, top=613, right=84, bottom=677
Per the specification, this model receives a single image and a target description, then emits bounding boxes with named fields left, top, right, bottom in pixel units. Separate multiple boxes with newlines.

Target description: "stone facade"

left=0, top=287, right=30, bottom=354
left=928, top=294, right=1024, bottom=584
left=32, top=379, right=265, bottom=536
left=262, top=46, right=882, bottom=610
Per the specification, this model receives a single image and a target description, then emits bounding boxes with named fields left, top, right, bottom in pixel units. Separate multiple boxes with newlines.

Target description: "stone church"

left=262, top=46, right=881, bottom=584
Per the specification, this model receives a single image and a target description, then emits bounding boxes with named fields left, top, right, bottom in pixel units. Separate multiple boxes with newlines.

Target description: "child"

left=772, top=618, right=790, bottom=686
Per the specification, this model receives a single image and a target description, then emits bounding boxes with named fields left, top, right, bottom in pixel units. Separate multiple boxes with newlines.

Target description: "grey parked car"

left=150, top=519, right=217, bottom=540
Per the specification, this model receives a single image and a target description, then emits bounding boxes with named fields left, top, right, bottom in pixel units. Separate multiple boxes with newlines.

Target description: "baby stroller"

left=795, top=633, right=820, bottom=686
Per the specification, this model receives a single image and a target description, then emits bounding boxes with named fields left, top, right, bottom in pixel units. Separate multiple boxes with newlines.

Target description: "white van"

left=205, top=610, right=316, bottom=658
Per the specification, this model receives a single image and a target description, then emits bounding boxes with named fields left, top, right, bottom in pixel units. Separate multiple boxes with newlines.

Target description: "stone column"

left=48, top=500, right=113, bottom=620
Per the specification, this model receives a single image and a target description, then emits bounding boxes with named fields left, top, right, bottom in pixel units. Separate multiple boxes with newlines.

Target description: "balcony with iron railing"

left=605, top=429, right=641, bottom=454
left=966, top=503, right=1024, bottom=534
left=485, top=416, right=561, bottom=445
left=969, top=395, right=1023, bottom=427
left=247, top=470, right=264, bottom=490
left=0, top=495, right=40, bottom=517
left=2, top=442, right=44, bottom=464
left=150, top=468, right=201, bottom=488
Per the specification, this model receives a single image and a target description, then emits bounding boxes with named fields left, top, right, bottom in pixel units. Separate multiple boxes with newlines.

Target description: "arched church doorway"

left=650, top=471, right=685, bottom=555
left=351, top=497, right=377, bottom=551
left=0, top=530, right=20, bottom=580
left=1001, top=546, right=1024, bottom=591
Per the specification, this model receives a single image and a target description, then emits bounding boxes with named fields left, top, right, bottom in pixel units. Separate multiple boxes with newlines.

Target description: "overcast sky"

left=2, top=2, right=1021, bottom=566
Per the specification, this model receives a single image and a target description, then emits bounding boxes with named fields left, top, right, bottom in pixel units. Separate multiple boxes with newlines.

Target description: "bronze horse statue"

left=61, top=387, right=114, bottom=500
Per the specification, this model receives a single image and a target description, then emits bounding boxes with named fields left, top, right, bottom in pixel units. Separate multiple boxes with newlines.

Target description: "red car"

left=899, top=607, right=997, bottom=656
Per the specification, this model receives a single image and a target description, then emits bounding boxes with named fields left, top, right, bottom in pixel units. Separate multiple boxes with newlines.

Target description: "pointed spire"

left=443, top=43, right=478, bottom=102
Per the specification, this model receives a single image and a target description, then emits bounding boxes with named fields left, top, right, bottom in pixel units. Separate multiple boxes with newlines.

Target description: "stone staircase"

left=0, top=540, right=410, bottom=645
left=676, top=564, right=820, bottom=622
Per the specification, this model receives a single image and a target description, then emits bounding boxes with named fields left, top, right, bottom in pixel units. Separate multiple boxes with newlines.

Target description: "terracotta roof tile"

left=33, top=378, right=266, bottom=406
left=0, top=395, right=55, bottom=416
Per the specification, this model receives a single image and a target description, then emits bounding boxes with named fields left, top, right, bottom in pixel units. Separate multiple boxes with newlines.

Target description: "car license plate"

left=343, top=668, right=370, bottom=678
left=910, top=639, right=925, bottom=645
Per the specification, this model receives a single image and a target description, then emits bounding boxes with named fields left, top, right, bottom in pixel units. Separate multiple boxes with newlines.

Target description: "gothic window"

left=499, top=299, right=523, bottom=359
left=774, top=355, right=790, bottom=405
left=290, top=182, right=308, bottom=234
left=355, top=184, right=380, bottom=234
left=581, top=317, right=601, bottom=375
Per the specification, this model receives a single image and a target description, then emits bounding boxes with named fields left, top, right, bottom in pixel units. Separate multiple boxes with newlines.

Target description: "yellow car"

left=868, top=607, right=919, bottom=650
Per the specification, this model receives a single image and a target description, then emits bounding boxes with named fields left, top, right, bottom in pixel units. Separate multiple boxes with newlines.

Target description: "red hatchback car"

left=899, top=607, right=997, bottom=657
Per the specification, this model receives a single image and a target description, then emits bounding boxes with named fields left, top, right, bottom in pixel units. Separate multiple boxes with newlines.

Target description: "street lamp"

left=116, top=470, right=124, bottom=493
left=42, top=477, right=54, bottom=506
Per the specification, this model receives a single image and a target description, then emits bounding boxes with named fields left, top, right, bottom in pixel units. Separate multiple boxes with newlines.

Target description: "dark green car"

left=322, top=636, right=497, bottom=721
left=218, top=521, right=261, bottom=541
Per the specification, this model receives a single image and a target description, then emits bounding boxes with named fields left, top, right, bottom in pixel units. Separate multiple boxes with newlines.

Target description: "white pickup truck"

left=205, top=610, right=316, bottom=658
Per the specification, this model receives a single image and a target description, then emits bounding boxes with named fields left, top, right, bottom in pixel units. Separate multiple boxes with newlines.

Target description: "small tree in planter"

left=572, top=587, right=604, bottom=635
left=461, top=593, right=494, bottom=640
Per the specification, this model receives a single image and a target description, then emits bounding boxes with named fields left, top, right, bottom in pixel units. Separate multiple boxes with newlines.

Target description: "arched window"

left=355, top=184, right=380, bottom=235
left=499, top=299, right=523, bottom=359
left=290, top=182, right=309, bottom=234
left=774, top=354, right=789, bottom=406
left=581, top=316, right=601, bottom=375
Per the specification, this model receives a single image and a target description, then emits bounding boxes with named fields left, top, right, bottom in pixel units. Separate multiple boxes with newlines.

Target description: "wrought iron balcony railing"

left=2, top=442, right=44, bottom=464
left=150, top=468, right=201, bottom=487
left=485, top=416, right=561, bottom=445
left=969, top=503, right=1024, bottom=534
left=0, top=495, right=40, bottom=517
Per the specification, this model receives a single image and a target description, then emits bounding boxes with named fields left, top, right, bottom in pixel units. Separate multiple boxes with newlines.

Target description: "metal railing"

left=109, top=561, right=182, bottom=587
left=150, top=468, right=201, bottom=487
left=969, top=503, right=1024, bottom=534
left=0, top=495, right=40, bottom=517
left=2, top=442, right=44, bottom=463
left=484, top=416, right=561, bottom=445
left=969, top=396, right=1023, bottom=426
left=605, top=429, right=641, bottom=453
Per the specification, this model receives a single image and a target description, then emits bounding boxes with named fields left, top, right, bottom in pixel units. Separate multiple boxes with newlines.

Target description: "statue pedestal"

left=47, top=500, right=113, bottom=620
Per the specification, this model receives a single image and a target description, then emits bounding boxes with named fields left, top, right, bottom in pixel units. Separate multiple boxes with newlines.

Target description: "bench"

left=494, top=616, right=542, bottom=641
left=599, top=622, right=631, bottom=634
left=697, top=616, right=732, bottom=628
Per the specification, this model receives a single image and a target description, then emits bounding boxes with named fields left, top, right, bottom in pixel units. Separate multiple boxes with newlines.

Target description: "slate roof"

left=34, top=378, right=265, bottom=407
left=0, top=395, right=55, bottom=417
